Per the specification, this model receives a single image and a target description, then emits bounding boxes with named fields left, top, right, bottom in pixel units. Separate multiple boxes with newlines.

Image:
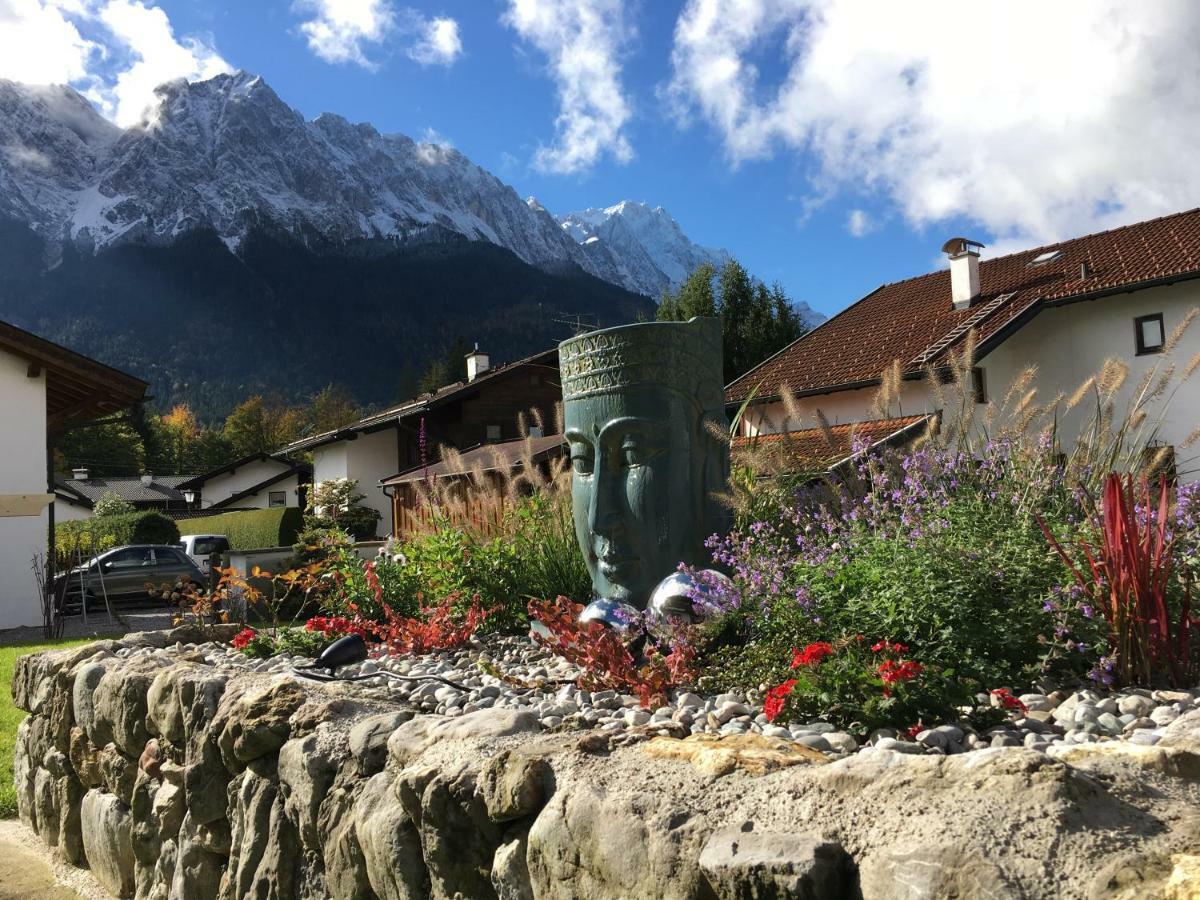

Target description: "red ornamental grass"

left=1040, top=473, right=1194, bottom=687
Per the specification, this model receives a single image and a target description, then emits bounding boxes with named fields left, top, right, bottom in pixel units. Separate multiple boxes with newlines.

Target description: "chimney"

left=72, top=467, right=89, bottom=481
left=141, top=473, right=153, bottom=487
left=942, top=237, right=984, bottom=310
left=465, top=344, right=490, bottom=382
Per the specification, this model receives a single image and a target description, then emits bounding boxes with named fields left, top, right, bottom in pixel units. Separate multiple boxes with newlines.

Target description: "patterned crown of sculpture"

left=559, top=317, right=725, bottom=407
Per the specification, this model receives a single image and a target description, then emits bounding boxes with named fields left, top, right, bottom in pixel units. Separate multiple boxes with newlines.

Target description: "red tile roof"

left=726, top=207, right=1200, bottom=404
left=731, top=415, right=930, bottom=473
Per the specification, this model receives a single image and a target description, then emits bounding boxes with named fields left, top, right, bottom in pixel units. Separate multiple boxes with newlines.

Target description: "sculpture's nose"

left=588, top=451, right=622, bottom=540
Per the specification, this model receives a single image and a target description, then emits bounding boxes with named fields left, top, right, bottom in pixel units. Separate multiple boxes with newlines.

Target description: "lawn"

left=0, top=638, right=91, bottom=818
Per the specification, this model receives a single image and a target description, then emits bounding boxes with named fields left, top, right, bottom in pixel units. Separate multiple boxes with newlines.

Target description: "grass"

left=0, top=638, right=92, bottom=818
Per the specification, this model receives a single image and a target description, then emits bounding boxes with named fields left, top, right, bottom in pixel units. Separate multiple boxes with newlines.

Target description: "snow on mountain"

left=0, top=72, right=593, bottom=274
left=0, top=71, right=820, bottom=321
left=554, top=200, right=730, bottom=299
left=555, top=200, right=826, bottom=327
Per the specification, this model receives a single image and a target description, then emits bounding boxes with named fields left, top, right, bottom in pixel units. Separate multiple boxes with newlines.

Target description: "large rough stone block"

left=348, top=710, right=412, bottom=776
left=92, top=664, right=157, bottom=757
left=81, top=788, right=136, bottom=899
left=354, top=773, right=429, bottom=900
left=184, top=734, right=232, bottom=825
left=492, top=827, right=534, bottom=900
left=217, top=680, right=306, bottom=768
left=480, top=749, right=552, bottom=823
left=698, top=825, right=849, bottom=899
left=386, top=708, right=539, bottom=769
left=171, top=812, right=229, bottom=900
left=72, top=660, right=111, bottom=746
left=221, top=759, right=300, bottom=900
left=278, top=731, right=341, bottom=853
left=416, top=766, right=504, bottom=900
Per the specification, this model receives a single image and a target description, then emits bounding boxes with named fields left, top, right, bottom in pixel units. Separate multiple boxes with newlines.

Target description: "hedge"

left=56, top=512, right=180, bottom=558
left=174, top=507, right=304, bottom=551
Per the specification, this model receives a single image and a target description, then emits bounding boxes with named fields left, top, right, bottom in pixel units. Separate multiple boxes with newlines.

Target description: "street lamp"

left=182, top=489, right=196, bottom=508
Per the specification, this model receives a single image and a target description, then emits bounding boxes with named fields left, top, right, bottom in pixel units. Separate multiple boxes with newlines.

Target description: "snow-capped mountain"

left=555, top=201, right=729, bottom=299
left=0, top=72, right=738, bottom=303
left=0, top=72, right=602, bottom=272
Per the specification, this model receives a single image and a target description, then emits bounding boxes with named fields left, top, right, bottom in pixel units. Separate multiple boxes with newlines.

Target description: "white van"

left=178, top=534, right=231, bottom=574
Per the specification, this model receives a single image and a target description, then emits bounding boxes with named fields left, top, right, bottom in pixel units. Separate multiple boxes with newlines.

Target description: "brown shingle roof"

left=732, top=415, right=930, bottom=473
left=381, top=434, right=566, bottom=486
left=726, top=207, right=1200, bottom=404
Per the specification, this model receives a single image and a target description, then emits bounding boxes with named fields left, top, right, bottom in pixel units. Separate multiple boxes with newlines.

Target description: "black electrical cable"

left=291, top=667, right=470, bottom=691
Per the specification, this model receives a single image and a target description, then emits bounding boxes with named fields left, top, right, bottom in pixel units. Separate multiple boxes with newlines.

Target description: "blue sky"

left=6, top=1, right=1200, bottom=318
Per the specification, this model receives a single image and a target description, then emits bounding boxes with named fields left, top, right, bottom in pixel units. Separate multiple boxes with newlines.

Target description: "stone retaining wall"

left=13, top=631, right=1200, bottom=899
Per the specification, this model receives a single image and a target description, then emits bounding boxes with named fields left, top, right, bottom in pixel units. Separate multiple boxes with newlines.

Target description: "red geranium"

left=989, top=688, right=1028, bottom=713
left=791, top=642, right=834, bottom=668
left=871, top=639, right=909, bottom=654
left=231, top=627, right=256, bottom=650
left=764, top=679, right=797, bottom=723
left=876, top=658, right=923, bottom=697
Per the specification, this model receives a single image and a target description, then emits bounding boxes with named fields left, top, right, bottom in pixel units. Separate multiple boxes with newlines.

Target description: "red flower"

left=871, top=639, right=909, bottom=654
left=231, top=627, right=256, bottom=650
left=990, top=689, right=1028, bottom=713
left=791, top=642, right=834, bottom=668
left=876, top=658, right=924, bottom=691
left=764, top=679, right=797, bottom=723
left=905, top=723, right=924, bottom=740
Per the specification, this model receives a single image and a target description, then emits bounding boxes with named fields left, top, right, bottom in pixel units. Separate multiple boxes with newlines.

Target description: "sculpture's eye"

left=621, top=439, right=650, bottom=468
left=570, top=447, right=594, bottom=475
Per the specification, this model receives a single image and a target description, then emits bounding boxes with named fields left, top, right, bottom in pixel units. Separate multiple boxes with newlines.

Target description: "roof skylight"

left=1029, top=249, right=1063, bottom=266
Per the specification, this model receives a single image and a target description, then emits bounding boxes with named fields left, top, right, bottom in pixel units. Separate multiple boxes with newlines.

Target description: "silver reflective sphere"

left=578, top=598, right=642, bottom=633
left=646, top=569, right=732, bottom=637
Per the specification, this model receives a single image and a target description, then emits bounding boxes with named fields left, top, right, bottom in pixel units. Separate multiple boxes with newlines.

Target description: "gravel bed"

left=111, top=634, right=1200, bottom=760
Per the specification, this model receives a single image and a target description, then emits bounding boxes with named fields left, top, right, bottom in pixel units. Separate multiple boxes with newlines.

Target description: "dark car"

left=55, top=544, right=205, bottom=612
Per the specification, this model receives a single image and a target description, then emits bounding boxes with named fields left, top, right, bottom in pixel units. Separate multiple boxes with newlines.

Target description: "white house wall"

left=200, top=458, right=297, bottom=508
left=312, top=428, right=397, bottom=536
left=0, top=349, right=48, bottom=630
left=53, top=499, right=92, bottom=522
left=980, top=281, right=1200, bottom=476
left=220, top=473, right=301, bottom=509
left=741, top=382, right=934, bottom=436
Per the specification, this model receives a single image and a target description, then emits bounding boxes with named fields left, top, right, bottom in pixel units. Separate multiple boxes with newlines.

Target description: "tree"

left=417, top=337, right=473, bottom=394
left=309, top=384, right=361, bottom=433
left=657, top=259, right=807, bottom=383
left=223, top=395, right=306, bottom=457
left=55, top=421, right=146, bottom=477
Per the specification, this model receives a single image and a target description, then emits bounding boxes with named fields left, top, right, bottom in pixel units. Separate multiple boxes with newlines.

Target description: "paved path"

left=0, top=820, right=106, bottom=899
left=0, top=608, right=174, bottom=647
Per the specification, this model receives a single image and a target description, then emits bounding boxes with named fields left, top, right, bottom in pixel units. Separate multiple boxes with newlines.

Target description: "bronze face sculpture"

left=559, top=317, right=730, bottom=620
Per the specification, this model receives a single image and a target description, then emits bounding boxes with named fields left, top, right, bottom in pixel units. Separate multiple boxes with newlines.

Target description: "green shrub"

left=176, top=507, right=304, bottom=550
left=57, top=511, right=180, bottom=557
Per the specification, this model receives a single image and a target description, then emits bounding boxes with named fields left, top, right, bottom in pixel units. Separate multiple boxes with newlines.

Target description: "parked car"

left=54, top=544, right=205, bottom=612
left=179, top=534, right=231, bottom=574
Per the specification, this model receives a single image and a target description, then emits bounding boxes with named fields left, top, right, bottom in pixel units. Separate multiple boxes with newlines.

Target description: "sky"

left=4, top=0, right=1200, bottom=318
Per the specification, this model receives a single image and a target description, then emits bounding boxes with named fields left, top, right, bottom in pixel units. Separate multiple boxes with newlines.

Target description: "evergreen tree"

left=657, top=259, right=807, bottom=383
left=55, top=421, right=145, bottom=477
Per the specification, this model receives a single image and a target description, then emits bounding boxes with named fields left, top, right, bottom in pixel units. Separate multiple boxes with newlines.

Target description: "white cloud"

left=407, top=14, right=460, bottom=66
left=845, top=208, right=874, bottom=238
left=0, top=0, right=98, bottom=85
left=0, top=0, right=230, bottom=127
left=502, top=0, right=633, bottom=175
left=295, top=1, right=462, bottom=70
left=295, top=0, right=395, bottom=68
left=96, top=0, right=230, bottom=126
left=667, top=0, right=1200, bottom=246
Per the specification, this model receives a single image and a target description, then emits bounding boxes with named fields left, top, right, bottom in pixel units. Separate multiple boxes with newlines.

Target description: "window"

left=269, top=491, right=287, bottom=508
left=105, top=547, right=152, bottom=569
left=1029, top=249, right=1063, bottom=266
left=194, top=537, right=229, bottom=556
left=971, top=367, right=987, bottom=404
left=1135, top=313, right=1165, bottom=355
left=486, top=424, right=502, bottom=442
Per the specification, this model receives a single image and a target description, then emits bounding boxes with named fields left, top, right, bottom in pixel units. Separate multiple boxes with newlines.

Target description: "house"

left=174, top=453, right=311, bottom=512
left=731, top=415, right=932, bottom=476
left=54, top=472, right=196, bottom=518
left=381, top=433, right=566, bottom=536
left=727, top=208, right=1200, bottom=477
left=282, top=346, right=562, bottom=536
left=0, top=320, right=146, bottom=630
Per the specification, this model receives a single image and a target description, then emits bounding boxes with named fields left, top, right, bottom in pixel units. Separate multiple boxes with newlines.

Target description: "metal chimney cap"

left=941, top=237, right=985, bottom=257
